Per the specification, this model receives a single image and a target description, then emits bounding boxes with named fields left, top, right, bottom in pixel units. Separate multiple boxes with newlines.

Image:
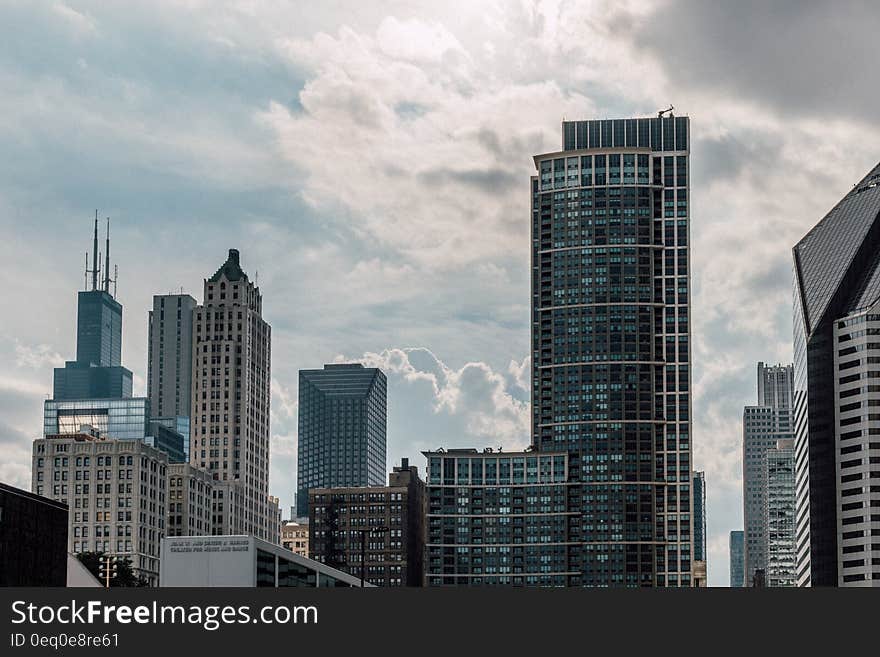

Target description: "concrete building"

left=765, top=439, right=796, bottom=586
left=32, top=432, right=168, bottom=585
left=297, top=363, right=387, bottom=518
left=693, top=470, right=707, bottom=585
left=0, top=482, right=68, bottom=586
left=147, top=293, right=197, bottom=422
left=792, top=161, right=880, bottom=586
left=190, top=249, right=278, bottom=543
left=159, top=535, right=365, bottom=587
left=167, top=463, right=214, bottom=537
left=742, top=362, right=794, bottom=585
left=423, top=448, right=575, bottom=586
left=729, top=530, right=744, bottom=587
left=309, top=459, right=425, bottom=586
left=532, top=114, right=692, bottom=586
left=281, top=521, right=309, bottom=557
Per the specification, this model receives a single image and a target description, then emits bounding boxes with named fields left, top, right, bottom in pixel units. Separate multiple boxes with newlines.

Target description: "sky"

left=1, top=0, right=879, bottom=587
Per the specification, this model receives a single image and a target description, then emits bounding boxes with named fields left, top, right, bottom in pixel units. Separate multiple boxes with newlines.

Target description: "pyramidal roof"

left=208, top=249, right=248, bottom=283
left=794, top=162, right=880, bottom=334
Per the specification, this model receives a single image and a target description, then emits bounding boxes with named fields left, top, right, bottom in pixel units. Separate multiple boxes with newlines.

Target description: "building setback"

left=190, top=249, right=278, bottom=543
left=792, top=161, right=880, bottom=586
left=297, top=363, right=387, bottom=518
left=423, top=448, right=575, bottom=586
left=309, top=459, right=425, bottom=586
left=729, top=530, right=744, bottom=587
left=765, top=439, right=796, bottom=586
left=0, top=482, right=68, bottom=586
left=531, top=115, right=692, bottom=586
left=742, top=362, right=794, bottom=585
left=32, top=433, right=168, bottom=585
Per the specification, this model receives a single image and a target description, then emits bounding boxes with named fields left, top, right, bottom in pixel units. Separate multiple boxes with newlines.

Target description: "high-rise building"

left=147, top=293, right=197, bottom=460
left=765, top=438, right=796, bottom=586
left=53, top=218, right=132, bottom=400
left=742, top=362, right=794, bottom=585
left=729, top=530, right=744, bottom=587
left=531, top=114, right=692, bottom=586
left=792, top=162, right=880, bottom=586
left=423, top=448, right=574, bottom=586
left=309, top=459, right=425, bottom=586
left=296, top=363, right=387, bottom=518
left=32, top=432, right=168, bottom=584
left=693, top=470, right=707, bottom=585
left=190, top=249, right=278, bottom=543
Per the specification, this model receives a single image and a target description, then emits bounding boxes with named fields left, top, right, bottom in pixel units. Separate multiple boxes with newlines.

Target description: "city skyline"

left=3, top=1, right=880, bottom=587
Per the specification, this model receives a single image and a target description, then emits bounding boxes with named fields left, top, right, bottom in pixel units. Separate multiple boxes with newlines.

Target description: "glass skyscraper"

left=531, top=115, right=692, bottom=586
left=765, top=438, right=796, bottom=586
left=729, top=530, right=745, bottom=587
left=693, top=471, right=707, bottom=562
left=296, top=363, right=387, bottom=518
left=793, top=161, right=880, bottom=586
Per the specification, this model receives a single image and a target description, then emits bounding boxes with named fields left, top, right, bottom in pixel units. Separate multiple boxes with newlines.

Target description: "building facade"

left=281, top=521, right=309, bottom=557
left=531, top=115, right=692, bottom=586
left=792, top=162, right=880, bottom=586
left=423, top=448, right=575, bottom=586
left=0, top=482, right=68, bottom=586
left=167, top=462, right=214, bottom=537
left=190, top=249, right=278, bottom=543
left=147, top=293, right=197, bottom=421
left=765, top=438, right=796, bottom=586
left=742, top=362, right=794, bottom=585
left=309, top=459, right=425, bottom=586
left=729, top=530, right=744, bottom=587
left=297, top=363, right=387, bottom=518
left=32, top=433, right=168, bottom=585
left=693, top=470, right=707, bottom=586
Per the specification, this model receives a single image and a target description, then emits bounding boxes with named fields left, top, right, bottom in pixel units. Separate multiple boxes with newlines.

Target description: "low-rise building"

left=281, top=521, right=309, bottom=557
left=0, top=482, right=68, bottom=586
left=167, top=463, right=214, bottom=537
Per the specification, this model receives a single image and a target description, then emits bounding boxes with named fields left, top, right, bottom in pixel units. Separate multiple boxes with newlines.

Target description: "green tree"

left=76, top=552, right=150, bottom=587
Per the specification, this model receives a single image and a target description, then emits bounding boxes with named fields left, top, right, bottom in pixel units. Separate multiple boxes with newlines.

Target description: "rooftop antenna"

left=90, top=210, right=99, bottom=291
left=103, top=217, right=111, bottom=293
left=113, top=264, right=118, bottom=298
left=657, top=104, right=674, bottom=119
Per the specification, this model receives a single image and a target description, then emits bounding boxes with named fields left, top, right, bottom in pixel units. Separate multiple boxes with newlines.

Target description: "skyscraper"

left=296, top=363, right=387, bottom=518
left=147, top=294, right=196, bottom=417
left=53, top=217, right=132, bottom=400
left=765, top=438, right=796, bottom=586
left=793, top=162, right=880, bottom=586
left=693, top=470, right=707, bottom=586
left=742, top=362, right=794, bottom=585
left=729, top=530, right=744, bottom=587
left=190, top=249, right=278, bottom=542
left=531, top=114, right=692, bottom=586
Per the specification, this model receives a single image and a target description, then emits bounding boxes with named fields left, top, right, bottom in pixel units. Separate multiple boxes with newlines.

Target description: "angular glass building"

left=296, top=363, right=387, bottom=518
left=792, top=162, right=880, bottom=586
left=531, top=115, right=692, bottom=586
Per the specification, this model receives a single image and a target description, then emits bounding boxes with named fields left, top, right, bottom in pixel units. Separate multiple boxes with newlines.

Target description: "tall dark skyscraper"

left=53, top=217, right=132, bottom=400
left=296, top=363, right=387, bottom=518
left=190, top=249, right=278, bottom=542
left=793, top=161, right=880, bottom=586
left=531, top=114, right=692, bottom=586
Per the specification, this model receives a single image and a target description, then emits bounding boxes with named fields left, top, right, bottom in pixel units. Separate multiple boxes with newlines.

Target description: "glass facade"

left=532, top=115, right=691, bottom=586
left=44, top=398, right=150, bottom=441
left=765, top=440, right=796, bottom=586
left=693, top=471, right=706, bottom=563
left=729, top=530, right=744, bottom=587
left=297, top=364, right=387, bottom=518
left=423, top=450, right=574, bottom=586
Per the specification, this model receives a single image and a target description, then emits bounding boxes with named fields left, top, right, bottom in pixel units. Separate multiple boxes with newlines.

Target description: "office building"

left=159, top=535, right=365, bottom=587
left=190, top=249, right=278, bottom=542
left=765, top=438, right=796, bottom=586
left=309, top=459, right=425, bottom=586
left=53, top=218, right=132, bottom=400
left=167, top=462, right=214, bottom=537
left=0, top=482, right=68, bottom=586
left=531, top=114, right=692, bottom=586
left=281, top=521, right=309, bottom=558
left=32, top=432, right=168, bottom=585
left=729, top=530, right=744, bottom=587
left=423, top=448, right=575, bottom=586
left=147, top=293, right=197, bottom=420
left=297, top=363, right=387, bottom=518
left=693, top=470, right=707, bottom=586
left=792, top=161, right=880, bottom=586
left=742, top=362, right=794, bottom=585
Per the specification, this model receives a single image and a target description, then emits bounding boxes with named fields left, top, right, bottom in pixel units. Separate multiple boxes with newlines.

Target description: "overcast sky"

left=2, top=0, right=879, bottom=587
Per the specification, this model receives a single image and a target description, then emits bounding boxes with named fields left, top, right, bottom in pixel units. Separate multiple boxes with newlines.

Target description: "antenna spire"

left=91, top=210, right=99, bottom=291
left=104, top=217, right=111, bottom=293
